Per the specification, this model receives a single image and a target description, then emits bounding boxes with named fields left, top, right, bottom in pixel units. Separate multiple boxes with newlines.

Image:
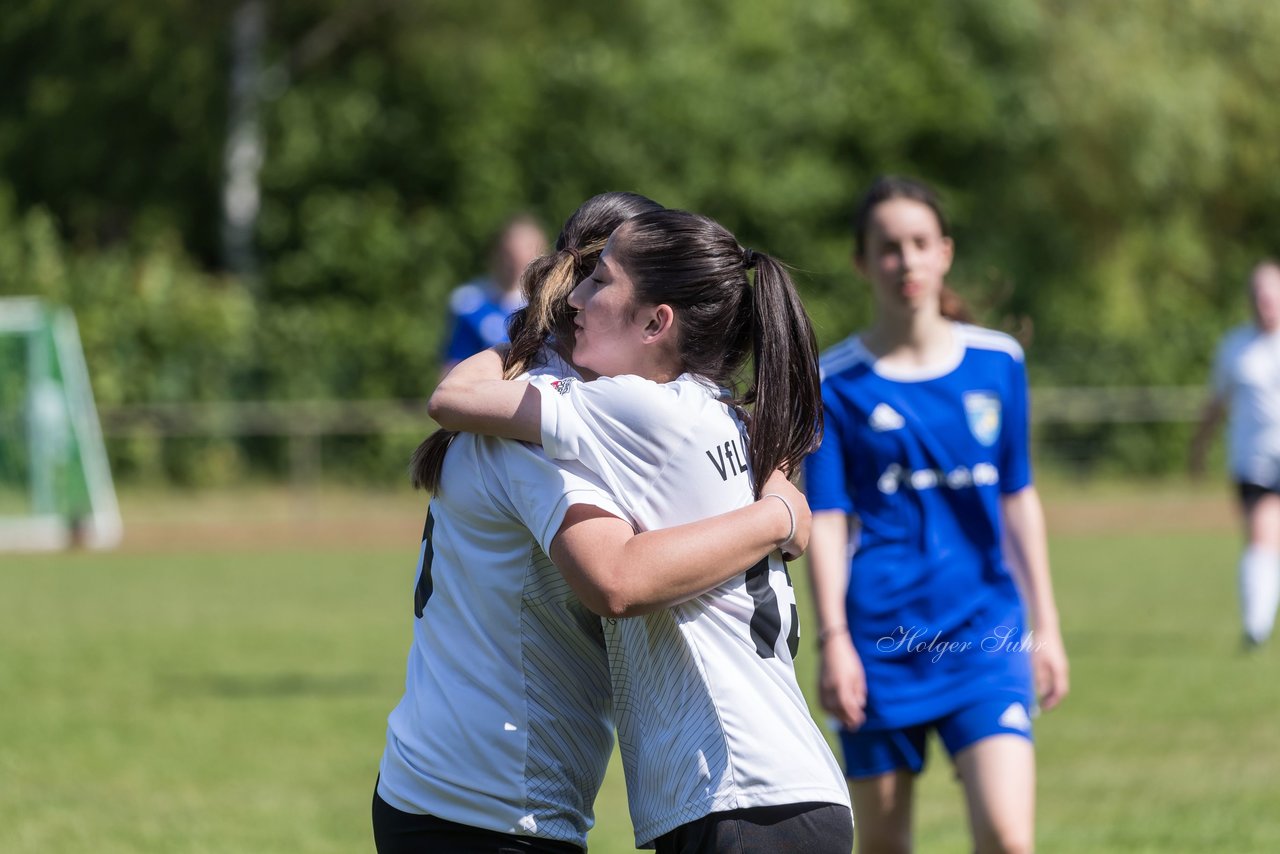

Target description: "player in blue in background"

left=440, top=214, right=547, bottom=377
left=804, top=176, right=1069, bottom=854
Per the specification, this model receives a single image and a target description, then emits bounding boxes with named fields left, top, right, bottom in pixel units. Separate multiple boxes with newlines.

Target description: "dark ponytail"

left=409, top=429, right=455, bottom=491
left=852, top=174, right=973, bottom=323
left=744, top=252, right=822, bottom=484
left=410, top=192, right=664, bottom=492
left=610, top=210, right=821, bottom=496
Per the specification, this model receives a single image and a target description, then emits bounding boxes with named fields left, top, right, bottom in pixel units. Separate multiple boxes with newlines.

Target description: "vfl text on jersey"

left=705, top=437, right=750, bottom=482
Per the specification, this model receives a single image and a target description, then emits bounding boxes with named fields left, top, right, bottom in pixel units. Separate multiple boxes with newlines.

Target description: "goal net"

left=0, top=297, right=121, bottom=550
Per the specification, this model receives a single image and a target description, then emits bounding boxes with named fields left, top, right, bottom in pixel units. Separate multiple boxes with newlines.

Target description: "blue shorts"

left=1238, top=479, right=1280, bottom=507
left=839, top=696, right=1034, bottom=779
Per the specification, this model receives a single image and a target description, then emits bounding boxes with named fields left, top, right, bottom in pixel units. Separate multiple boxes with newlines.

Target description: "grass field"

left=2, top=481, right=1278, bottom=853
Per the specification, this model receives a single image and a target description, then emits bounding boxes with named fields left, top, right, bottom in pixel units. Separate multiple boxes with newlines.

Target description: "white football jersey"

left=1213, top=325, right=1280, bottom=484
left=378, top=363, right=627, bottom=847
left=533, top=373, right=850, bottom=847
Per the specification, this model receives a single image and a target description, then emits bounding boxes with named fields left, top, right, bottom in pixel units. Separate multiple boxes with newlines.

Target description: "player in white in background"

left=1191, top=259, right=1280, bottom=647
left=376, top=193, right=813, bottom=854
left=804, top=176, right=1069, bottom=854
left=432, top=209, right=853, bottom=853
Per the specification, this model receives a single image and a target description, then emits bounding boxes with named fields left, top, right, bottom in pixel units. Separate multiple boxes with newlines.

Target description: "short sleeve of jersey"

left=495, top=442, right=629, bottom=555
left=529, top=374, right=690, bottom=495
left=803, top=384, right=853, bottom=514
left=998, top=352, right=1032, bottom=495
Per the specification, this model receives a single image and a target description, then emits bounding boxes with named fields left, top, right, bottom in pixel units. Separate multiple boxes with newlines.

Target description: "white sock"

left=1240, top=546, right=1280, bottom=645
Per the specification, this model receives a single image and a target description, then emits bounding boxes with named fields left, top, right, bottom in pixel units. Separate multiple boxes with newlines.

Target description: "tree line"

left=2, top=0, right=1277, bottom=482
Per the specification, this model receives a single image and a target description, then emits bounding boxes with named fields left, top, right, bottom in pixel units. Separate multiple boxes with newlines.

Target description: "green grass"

left=1, top=487, right=1278, bottom=852
left=0, top=547, right=406, bottom=853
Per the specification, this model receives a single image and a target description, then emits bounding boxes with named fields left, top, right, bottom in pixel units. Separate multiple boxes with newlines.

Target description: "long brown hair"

left=410, top=192, right=664, bottom=492
left=608, top=210, right=822, bottom=493
left=851, top=175, right=973, bottom=323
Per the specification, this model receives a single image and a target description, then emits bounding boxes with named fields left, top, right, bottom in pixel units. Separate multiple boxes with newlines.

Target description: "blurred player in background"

left=1190, top=259, right=1280, bottom=648
left=804, top=175, right=1069, bottom=854
left=432, top=208, right=853, bottom=853
left=376, top=192, right=812, bottom=854
left=439, top=214, right=547, bottom=378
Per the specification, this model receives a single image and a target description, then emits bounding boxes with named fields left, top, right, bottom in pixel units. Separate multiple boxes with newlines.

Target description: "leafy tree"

left=3, top=0, right=1279, bottom=479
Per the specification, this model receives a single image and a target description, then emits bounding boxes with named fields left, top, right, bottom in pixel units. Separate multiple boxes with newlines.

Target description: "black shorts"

left=652, top=801, right=853, bottom=854
left=1238, top=480, right=1280, bottom=506
left=372, top=788, right=583, bottom=854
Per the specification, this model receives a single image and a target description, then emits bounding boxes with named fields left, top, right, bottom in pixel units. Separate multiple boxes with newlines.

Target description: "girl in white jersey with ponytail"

left=432, top=209, right=853, bottom=853
left=375, top=193, right=815, bottom=854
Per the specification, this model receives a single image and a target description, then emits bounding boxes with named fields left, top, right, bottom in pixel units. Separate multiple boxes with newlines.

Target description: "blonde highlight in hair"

left=504, top=237, right=607, bottom=377
left=522, top=251, right=580, bottom=340
left=411, top=193, right=664, bottom=493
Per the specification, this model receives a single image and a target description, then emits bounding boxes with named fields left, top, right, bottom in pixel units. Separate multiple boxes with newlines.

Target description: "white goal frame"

left=0, top=297, right=121, bottom=551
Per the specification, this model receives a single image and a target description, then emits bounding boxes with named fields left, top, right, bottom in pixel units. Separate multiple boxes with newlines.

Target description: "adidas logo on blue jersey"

left=869, top=403, right=904, bottom=432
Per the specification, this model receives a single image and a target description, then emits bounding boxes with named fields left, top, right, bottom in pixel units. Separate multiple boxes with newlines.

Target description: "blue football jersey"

left=442, top=280, right=524, bottom=363
left=804, top=324, right=1035, bottom=728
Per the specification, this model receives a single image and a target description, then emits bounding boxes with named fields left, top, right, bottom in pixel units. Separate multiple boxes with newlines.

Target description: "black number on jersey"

left=745, top=557, right=800, bottom=659
left=413, top=507, right=436, bottom=618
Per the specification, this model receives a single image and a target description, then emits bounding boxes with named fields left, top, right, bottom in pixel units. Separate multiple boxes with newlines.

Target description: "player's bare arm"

left=1188, top=394, right=1227, bottom=479
left=1001, top=484, right=1070, bottom=710
left=428, top=346, right=541, bottom=443
left=809, top=509, right=867, bottom=729
left=550, top=471, right=809, bottom=618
